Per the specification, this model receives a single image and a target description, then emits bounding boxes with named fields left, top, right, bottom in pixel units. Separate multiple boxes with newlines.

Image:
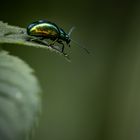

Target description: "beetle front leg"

left=57, top=40, right=65, bottom=53
left=57, top=40, right=69, bottom=58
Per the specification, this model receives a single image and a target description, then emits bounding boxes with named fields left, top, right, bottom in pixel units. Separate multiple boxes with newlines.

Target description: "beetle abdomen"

left=27, top=22, right=60, bottom=39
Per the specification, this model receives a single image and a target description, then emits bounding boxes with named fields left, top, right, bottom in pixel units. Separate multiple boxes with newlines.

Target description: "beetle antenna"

left=68, top=26, right=89, bottom=54
left=68, top=26, right=76, bottom=36
left=71, top=39, right=90, bottom=54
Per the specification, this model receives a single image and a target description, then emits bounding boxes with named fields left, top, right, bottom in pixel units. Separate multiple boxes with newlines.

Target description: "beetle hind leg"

left=48, top=38, right=58, bottom=46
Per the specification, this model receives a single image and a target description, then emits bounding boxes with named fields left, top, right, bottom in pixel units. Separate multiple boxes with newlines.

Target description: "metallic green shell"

left=27, top=22, right=60, bottom=39
left=27, top=20, right=71, bottom=44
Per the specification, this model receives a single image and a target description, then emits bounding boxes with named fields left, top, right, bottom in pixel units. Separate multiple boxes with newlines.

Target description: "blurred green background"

left=1, top=0, right=140, bottom=140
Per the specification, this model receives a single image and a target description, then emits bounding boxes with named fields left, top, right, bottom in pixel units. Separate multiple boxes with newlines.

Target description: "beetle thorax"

left=59, top=28, right=71, bottom=44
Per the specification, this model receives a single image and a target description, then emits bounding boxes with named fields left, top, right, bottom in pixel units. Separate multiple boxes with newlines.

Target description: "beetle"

left=27, top=20, right=71, bottom=54
left=27, top=20, right=89, bottom=55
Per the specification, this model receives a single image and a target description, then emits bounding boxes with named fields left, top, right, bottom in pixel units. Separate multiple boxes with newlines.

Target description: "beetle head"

left=65, top=26, right=75, bottom=46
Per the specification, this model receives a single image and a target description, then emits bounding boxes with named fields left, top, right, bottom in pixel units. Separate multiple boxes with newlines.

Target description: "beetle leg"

left=56, top=40, right=70, bottom=58
left=48, top=38, right=58, bottom=46
left=49, top=39, right=66, bottom=54
left=26, top=36, right=50, bottom=46
left=57, top=40, right=65, bottom=53
left=27, top=36, right=44, bottom=41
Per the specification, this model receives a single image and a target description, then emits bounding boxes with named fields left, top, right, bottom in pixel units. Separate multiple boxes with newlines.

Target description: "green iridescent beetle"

left=27, top=20, right=89, bottom=54
left=27, top=20, right=71, bottom=53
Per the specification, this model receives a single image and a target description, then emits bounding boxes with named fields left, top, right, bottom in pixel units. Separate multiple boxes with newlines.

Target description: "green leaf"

left=0, top=21, right=71, bottom=61
left=0, top=21, right=63, bottom=54
left=0, top=50, right=41, bottom=140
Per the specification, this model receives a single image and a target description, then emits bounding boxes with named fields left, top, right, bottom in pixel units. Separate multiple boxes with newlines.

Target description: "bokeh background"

left=1, top=0, right=140, bottom=140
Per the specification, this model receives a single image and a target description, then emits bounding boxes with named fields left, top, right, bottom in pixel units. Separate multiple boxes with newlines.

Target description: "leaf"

left=0, top=21, right=63, bottom=54
left=0, top=21, right=71, bottom=61
left=0, top=50, right=41, bottom=140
